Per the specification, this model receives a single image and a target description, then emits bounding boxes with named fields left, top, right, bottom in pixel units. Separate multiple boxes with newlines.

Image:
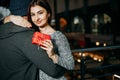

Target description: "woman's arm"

left=4, top=15, right=32, bottom=28
left=40, top=40, right=58, bottom=63
left=54, top=31, right=75, bottom=70
left=20, top=32, right=67, bottom=78
left=41, top=31, right=75, bottom=70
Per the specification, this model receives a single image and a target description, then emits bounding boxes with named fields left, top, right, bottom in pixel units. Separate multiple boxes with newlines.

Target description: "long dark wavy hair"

left=27, top=0, right=52, bottom=31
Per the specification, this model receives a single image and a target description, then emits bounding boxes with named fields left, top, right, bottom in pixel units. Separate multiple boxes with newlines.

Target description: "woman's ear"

left=47, top=13, right=51, bottom=24
left=48, top=13, right=50, bottom=18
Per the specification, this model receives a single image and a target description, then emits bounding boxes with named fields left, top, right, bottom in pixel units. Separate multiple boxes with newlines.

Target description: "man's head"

left=9, top=0, right=31, bottom=16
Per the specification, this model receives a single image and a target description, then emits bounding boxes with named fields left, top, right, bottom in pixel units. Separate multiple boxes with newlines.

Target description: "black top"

left=0, top=22, right=67, bottom=80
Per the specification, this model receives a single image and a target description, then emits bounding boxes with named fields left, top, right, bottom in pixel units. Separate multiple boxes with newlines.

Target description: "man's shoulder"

left=0, top=22, right=35, bottom=39
left=4, top=22, right=34, bottom=34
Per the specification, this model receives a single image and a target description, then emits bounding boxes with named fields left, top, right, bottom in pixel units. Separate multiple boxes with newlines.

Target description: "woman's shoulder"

left=52, top=31, right=63, bottom=35
left=51, top=31, right=67, bottom=39
left=51, top=31, right=63, bottom=37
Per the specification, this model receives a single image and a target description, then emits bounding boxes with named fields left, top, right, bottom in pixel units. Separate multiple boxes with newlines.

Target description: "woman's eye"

left=38, top=11, right=43, bottom=14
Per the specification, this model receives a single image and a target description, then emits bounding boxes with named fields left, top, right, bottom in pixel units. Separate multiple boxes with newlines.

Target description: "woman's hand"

left=41, top=40, right=54, bottom=57
left=10, top=15, right=32, bottom=28
left=4, top=15, right=32, bottom=28
left=41, top=40, right=58, bottom=63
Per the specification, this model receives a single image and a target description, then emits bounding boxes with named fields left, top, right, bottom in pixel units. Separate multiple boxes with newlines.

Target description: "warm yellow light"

left=93, top=57, right=97, bottom=61
left=82, top=53, right=86, bottom=57
left=77, top=59, right=81, bottom=63
left=103, top=43, right=107, bottom=46
left=98, top=59, right=102, bottom=62
left=79, top=52, right=82, bottom=56
left=96, top=42, right=100, bottom=46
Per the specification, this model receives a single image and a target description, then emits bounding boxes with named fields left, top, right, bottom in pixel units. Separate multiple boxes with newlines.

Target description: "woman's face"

left=30, top=5, right=50, bottom=27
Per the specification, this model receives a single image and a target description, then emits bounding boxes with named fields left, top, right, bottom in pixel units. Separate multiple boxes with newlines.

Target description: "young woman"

left=4, top=0, right=74, bottom=80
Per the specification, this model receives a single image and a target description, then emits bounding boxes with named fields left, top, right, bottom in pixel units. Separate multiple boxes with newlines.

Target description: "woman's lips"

left=36, top=19, right=41, bottom=24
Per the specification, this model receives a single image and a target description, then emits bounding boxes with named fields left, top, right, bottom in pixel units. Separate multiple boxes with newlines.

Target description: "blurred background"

left=47, top=1, right=120, bottom=79
left=0, top=0, right=120, bottom=80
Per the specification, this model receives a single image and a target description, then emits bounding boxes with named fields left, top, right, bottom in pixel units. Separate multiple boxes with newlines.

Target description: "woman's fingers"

left=10, top=15, right=32, bottom=28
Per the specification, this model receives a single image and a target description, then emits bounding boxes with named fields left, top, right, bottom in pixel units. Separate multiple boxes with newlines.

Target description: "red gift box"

left=32, top=32, right=51, bottom=47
